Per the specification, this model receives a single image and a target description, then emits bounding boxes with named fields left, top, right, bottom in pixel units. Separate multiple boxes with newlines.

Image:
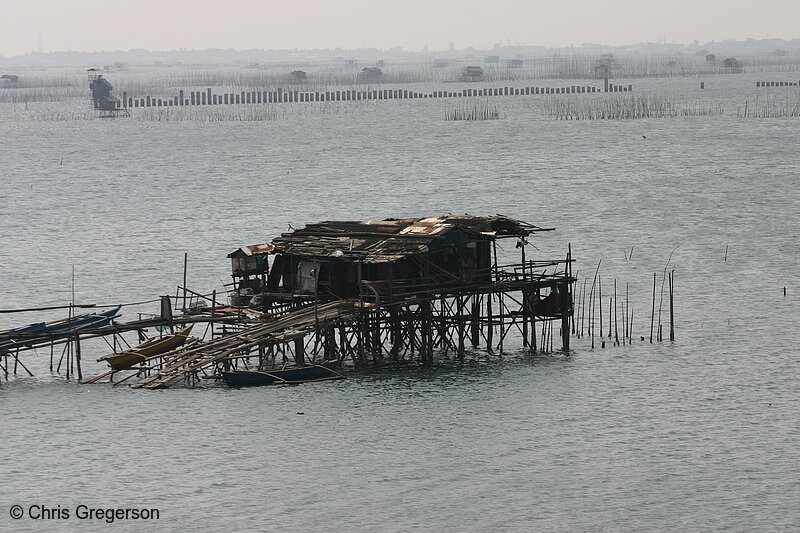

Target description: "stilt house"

left=229, top=215, right=547, bottom=301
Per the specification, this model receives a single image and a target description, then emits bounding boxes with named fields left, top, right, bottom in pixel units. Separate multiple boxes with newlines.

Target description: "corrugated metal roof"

left=239, top=243, right=275, bottom=256
left=236, top=215, right=551, bottom=263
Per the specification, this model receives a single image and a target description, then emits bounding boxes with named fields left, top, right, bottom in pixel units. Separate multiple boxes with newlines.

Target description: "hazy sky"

left=1, top=0, right=798, bottom=56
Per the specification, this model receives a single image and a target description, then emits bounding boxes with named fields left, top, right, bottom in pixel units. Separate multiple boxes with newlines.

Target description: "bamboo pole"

left=650, top=272, right=656, bottom=343
left=531, top=288, right=537, bottom=353
left=75, top=333, right=82, bottom=381
left=183, top=253, right=188, bottom=312
left=614, top=279, right=619, bottom=346
left=669, top=270, right=675, bottom=342
left=580, top=279, right=587, bottom=338
left=629, top=307, right=634, bottom=343
left=599, top=275, right=603, bottom=338
left=623, top=282, right=628, bottom=345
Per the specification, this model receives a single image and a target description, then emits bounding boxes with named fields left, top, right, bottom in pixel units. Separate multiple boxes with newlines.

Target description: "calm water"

left=1, top=72, right=799, bottom=532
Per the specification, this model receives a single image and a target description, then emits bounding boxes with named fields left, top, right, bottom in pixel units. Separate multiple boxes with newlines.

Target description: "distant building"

left=1, top=74, right=19, bottom=86
left=705, top=53, right=716, bottom=62
left=433, top=59, right=449, bottom=68
left=290, top=70, right=307, bottom=81
left=357, top=67, right=383, bottom=82
left=485, top=55, right=500, bottom=64
left=508, top=59, right=523, bottom=68
left=592, top=55, right=614, bottom=79
left=460, top=66, right=484, bottom=82
left=87, top=68, right=122, bottom=112
left=722, top=57, right=742, bottom=73
left=592, top=63, right=611, bottom=78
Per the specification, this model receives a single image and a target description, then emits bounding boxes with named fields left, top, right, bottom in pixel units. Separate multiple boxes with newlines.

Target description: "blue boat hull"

left=222, top=360, right=342, bottom=387
left=0, top=306, right=120, bottom=350
left=0, top=322, right=47, bottom=350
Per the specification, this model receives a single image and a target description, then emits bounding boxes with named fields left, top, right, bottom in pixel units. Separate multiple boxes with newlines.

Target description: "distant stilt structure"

left=87, top=68, right=129, bottom=118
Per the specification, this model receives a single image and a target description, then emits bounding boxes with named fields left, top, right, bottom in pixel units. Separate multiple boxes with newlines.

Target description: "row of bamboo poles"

left=572, top=263, right=676, bottom=349
left=116, top=84, right=607, bottom=109
left=538, top=93, right=725, bottom=120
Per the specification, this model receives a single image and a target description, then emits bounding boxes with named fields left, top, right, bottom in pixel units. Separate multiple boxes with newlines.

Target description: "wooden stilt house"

left=229, top=215, right=548, bottom=304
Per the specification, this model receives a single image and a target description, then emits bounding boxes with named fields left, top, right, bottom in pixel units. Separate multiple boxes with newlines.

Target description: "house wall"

left=270, top=233, right=494, bottom=297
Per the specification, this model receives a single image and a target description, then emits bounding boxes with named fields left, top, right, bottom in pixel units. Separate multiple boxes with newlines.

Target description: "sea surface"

left=0, top=71, right=799, bottom=532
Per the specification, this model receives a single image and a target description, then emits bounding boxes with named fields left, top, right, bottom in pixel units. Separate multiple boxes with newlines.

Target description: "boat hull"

left=0, top=306, right=120, bottom=350
left=99, top=325, right=193, bottom=370
left=222, top=360, right=342, bottom=387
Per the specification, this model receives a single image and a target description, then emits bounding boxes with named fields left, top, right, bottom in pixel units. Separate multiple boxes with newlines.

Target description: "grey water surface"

left=0, top=73, right=798, bottom=532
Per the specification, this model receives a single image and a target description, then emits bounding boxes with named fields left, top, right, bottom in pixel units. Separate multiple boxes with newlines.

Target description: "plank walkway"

left=124, top=300, right=357, bottom=390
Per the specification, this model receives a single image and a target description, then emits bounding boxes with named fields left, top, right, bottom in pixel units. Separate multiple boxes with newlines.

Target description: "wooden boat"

left=0, top=322, right=46, bottom=350
left=0, top=306, right=120, bottom=350
left=222, top=359, right=343, bottom=387
left=98, top=325, right=193, bottom=370
left=43, top=306, right=121, bottom=333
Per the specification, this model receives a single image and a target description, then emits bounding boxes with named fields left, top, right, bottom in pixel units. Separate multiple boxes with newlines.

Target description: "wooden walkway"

left=113, top=299, right=358, bottom=390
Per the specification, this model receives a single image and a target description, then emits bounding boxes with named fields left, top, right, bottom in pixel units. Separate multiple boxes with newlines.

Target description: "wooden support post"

left=669, top=270, right=675, bottom=342
left=390, top=307, right=400, bottom=360
left=498, top=292, right=505, bottom=354
left=521, top=291, right=530, bottom=349
left=532, top=288, right=538, bottom=352
left=560, top=284, right=570, bottom=351
left=650, top=272, right=656, bottom=343
left=590, top=280, right=595, bottom=349
left=437, top=298, right=446, bottom=350
left=613, top=280, right=619, bottom=345
left=182, top=253, right=188, bottom=312
left=599, top=275, right=603, bottom=338
left=294, top=337, right=305, bottom=366
left=339, top=326, right=352, bottom=366
left=357, top=261, right=365, bottom=363
left=457, top=293, right=465, bottom=360
left=372, top=310, right=381, bottom=362
left=470, top=294, right=480, bottom=347
left=324, top=327, right=335, bottom=361
left=486, top=293, right=494, bottom=353
left=624, top=282, right=629, bottom=344
left=422, top=300, right=433, bottom=364
left=258, top=343, right=266, bottom=370
left=567, top=244, right=574, bottom=334
left=521, top=243, right=529, bottom=346
left=211, top=290, right=216, bottom=339
left=74, top=333, right=82, bottom=380
left=65, top=340, right=70, bottom=379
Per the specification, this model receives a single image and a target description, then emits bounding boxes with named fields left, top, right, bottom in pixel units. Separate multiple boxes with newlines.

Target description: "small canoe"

left=45, top=306, right=121, bottom=333
left=222, top=359, right=343, bottom=387
left=0, top=322, right=47, bottom=349
left=0, top=306, right=120, bottom=350
left=98, top=325, right=193, bottom=370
